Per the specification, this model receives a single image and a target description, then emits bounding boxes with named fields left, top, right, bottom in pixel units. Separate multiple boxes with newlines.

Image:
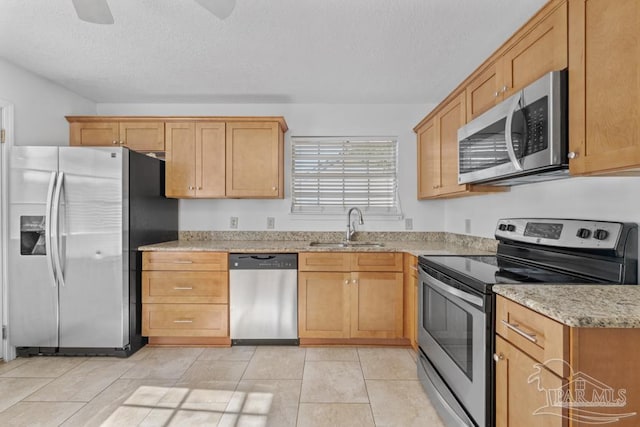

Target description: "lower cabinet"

left=141, top=251, right=230, bottom=346
left=495, top=295, right=640, bottom=427
left=298, top=252, right=404, bottom=344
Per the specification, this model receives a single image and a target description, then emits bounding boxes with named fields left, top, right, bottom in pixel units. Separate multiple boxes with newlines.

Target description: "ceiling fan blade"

left=193, top=0, right=236, bottom=20
left=72, top=0, right=114, bottom=24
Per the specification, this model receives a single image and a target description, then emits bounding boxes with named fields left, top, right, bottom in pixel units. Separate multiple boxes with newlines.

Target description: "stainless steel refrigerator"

left=8, top=146, right=178, bottom=357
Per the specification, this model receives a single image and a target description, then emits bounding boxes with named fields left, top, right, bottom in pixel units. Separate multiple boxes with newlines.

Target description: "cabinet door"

left=142, top=271, right=228, bottom=304
left=466, top=61, right=501, bottom=120
left=416, top=118, right=440, bottom=199
left=69, top=122, right=119, bottom=146
left=298, top=272, right=350, bottom=338
left=495, top=336, right=566, bottom=427
left=226, top=122, right=283, bottom=198
left=196, top=122, right=226, bottom=197
left=501, top=2, right=568, bottom=99
left=165, top=122, right=196, bottom=198
left=437, top=92, right=468, bottom=194
left=350, top=272, right=403, bottom=339
left=568, top=0, right=640, bottom=175
left=119, top=122, right=165, bottom=152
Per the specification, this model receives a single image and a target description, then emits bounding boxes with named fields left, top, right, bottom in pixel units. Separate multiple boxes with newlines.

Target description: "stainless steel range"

left=417, top=218, right=638, bottom=427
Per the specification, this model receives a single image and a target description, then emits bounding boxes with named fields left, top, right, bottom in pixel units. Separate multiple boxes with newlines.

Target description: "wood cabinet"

left=568, top=0, right=640, bottom=176
left=165, top=122, right=226, bottom=198
left=165, top=119, right=285, bottom=199
left=142, top=251, right=230, bottom=346
left=495, top=295, right=640, bottom=427
left=67, top=118, right=165, bottom=152
left=298, top=252, right=405, bottom=344
left=466, top=1, right=568, bottom=120
left=226, top=122, right=283, bottom=198
left=403, top=253, right=418, bottom=350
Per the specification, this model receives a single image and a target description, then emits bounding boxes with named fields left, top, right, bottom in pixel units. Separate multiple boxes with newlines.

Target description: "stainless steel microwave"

left=457, top=70, right=568, bottom=186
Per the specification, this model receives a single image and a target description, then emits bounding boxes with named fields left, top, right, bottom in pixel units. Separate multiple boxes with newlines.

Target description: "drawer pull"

left=172, top=260, right=194, bottom=264
left=173, top=319, right=194, bottom=324
left=173, top=287, right=193, bottom=290
left=501, top=320, right=537, bottom=343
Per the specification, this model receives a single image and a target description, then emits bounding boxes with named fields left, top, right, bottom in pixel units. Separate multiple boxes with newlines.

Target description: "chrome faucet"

left=346, top=207, right=364, bottom=242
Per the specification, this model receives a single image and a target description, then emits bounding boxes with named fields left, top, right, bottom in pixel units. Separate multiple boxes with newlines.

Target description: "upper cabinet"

left=416, top=92, right=474, bottom=199
left=68, top=116, right=287, bottom=199
left=67, top=118, right=165, bottom=152
left=415, top=0, right=568, bottom=199
left=226, top=122, right=284, bottom=198
left=568, top=0, right=640, bottom=176
left=165, top=122, right=226, bottom=198
left=466, top=2, right=567, bottom=120
left=165, top=117, right=286, bottom=199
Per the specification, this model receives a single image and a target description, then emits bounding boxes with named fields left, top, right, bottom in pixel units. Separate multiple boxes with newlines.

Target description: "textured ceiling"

left=0, top=0, right=547, bottom=104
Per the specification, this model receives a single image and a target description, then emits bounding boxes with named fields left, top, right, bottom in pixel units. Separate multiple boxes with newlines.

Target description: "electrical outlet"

left=465, top=219, right=471, bottom=234
left=267, top=217, right=275, bottom=229
left=405, top=218, right=413, bottom=230
left=230, top=216, right=238, bottom=229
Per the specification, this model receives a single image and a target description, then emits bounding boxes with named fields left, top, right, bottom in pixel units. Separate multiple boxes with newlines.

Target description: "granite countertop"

left=138, top=239, right=492, bottom=257
left=138, top=231, right=499, bottom=256
left=493, top=284, right=640, bottom=328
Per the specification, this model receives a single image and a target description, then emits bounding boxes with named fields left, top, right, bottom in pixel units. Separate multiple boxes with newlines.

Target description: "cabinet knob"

left=493, top=353, right=504, bottom=362
left=188, top=186, right=194, bottom=190
left=272, top=186, right=277, bottom=191
left=494, top=91, right=500, bottom=97
left=112, top=140, right=118, bottom=145
left=197, top=186, right=202, bottom=190
left=568, top=151, right=578, bottom=160
left=501, top=85, right=508, bottom=93
left=344, top=280, right=349, bottom=285
left=352, top=279, right=357, bottom=284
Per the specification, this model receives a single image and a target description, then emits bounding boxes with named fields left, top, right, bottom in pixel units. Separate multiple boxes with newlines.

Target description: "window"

left=291, top=137, right=401, bottom=216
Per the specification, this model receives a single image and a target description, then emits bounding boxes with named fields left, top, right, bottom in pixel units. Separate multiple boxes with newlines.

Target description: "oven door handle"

left=422, top=269, right=484, bottom=308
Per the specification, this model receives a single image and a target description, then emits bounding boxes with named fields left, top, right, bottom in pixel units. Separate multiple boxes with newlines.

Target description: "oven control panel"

left=495, top=218, right=624, bottom=249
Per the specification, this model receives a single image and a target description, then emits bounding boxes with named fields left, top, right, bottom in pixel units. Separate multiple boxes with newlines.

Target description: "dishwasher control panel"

left=229, top=253, right=298, bottom=270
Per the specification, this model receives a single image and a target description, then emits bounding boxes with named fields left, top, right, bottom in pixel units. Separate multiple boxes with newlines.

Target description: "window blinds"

left=291, top=138, right=400, bottom=215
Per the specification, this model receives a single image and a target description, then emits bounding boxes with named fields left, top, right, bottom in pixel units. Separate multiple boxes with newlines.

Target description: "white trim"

left=0, top=101, right=15, bottom=361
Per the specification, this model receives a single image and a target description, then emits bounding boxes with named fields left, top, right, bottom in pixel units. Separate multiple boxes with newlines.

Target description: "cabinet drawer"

left=143, top=251, right=228, bottom=271
left=496, top=296, right=568, bottom=377
left=352, top=252, right=403, bottom=272
left=299, top=252, right=350, bottom=272
left=142, top=304, right=228, bottom=337
left=142, top=271, right=228, bottom=304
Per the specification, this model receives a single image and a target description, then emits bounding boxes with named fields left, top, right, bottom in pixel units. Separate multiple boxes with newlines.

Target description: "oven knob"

left=506, top=224, right=516, bottom=232
left=594, top=229, right=609, bottom=240
left=576, top=228, right=591, bottom=239
left=498, top=224, right=507, bottom=231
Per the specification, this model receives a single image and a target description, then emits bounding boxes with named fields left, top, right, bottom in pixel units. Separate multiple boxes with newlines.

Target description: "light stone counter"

left=138, top=231, right=498, bottom=256
left=493, top=284, right=640, bottom=328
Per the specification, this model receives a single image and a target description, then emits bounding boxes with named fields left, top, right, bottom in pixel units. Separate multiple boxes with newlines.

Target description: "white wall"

left=444, top=176, right=640, bottom=238
left=0, top=59, right=96, bottom=146
left=98, top=102, right=445, bottom=232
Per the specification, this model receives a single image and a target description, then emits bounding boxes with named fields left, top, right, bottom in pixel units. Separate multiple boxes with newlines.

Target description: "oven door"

left=418, top=265, right=488, bottom=427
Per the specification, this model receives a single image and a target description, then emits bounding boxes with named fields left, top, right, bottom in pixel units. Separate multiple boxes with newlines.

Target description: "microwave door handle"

left=505, top=92, right=524, bottom=171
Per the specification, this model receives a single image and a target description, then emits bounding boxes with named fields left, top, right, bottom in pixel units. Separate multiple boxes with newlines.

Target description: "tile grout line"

left=356, top=348, right=377, bottom=426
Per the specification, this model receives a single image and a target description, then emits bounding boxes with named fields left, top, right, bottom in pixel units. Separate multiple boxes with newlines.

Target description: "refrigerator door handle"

left=44, top=172, right=58, bottom=288
left=52, top=171, right=66, bottom=287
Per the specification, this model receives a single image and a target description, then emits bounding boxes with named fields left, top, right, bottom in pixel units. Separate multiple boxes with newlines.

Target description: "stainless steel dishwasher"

left=229, top=253, right=299, bottom=345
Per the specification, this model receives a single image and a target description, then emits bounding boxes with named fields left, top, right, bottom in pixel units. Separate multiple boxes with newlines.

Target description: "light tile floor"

left=0, top=346, right=445, bottom=426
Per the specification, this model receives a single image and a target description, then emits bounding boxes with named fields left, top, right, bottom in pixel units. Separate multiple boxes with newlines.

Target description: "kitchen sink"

left=309, top=241, right=384, bottom=248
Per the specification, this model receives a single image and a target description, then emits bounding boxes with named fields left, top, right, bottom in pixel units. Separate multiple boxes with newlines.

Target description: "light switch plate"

left=405, top=218, right=413, bottom=230
left=230, top=216, right=238, bottom=229
left=267, top=217, right=275, bottom=229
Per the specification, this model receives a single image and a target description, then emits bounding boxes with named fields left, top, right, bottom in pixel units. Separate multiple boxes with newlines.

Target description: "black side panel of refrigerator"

left=128, top=151, right=178, bottom=355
